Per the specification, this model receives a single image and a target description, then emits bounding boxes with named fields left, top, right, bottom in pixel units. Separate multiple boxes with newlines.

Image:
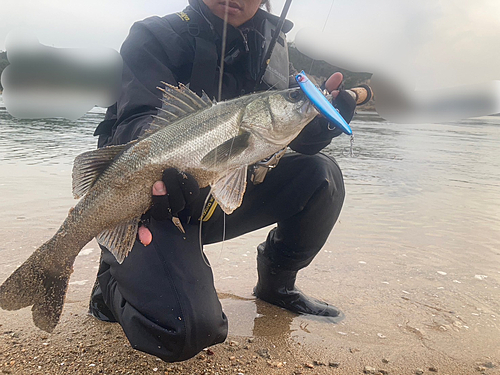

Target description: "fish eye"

left=287, top=89, right=303, bottom=103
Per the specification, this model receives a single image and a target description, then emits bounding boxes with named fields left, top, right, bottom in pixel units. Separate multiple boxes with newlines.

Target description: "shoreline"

left=2, top=292, right=497, bottom=375
left=1, top=233, right=499, bottom=375
left=1, top=114, right=500, bottom=374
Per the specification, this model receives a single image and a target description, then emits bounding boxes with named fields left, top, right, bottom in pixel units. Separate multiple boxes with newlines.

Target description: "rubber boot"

left=253, top=243, right=344, bottom=320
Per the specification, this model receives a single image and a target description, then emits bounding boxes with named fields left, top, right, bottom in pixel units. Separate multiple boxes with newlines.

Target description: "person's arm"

left=101, top=17, right=194, bottom=146
left=98, top=17, right=200, bottom=244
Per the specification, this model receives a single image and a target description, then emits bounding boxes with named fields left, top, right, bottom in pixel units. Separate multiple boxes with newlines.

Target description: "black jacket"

left=95, top=0, right=343, bottom=153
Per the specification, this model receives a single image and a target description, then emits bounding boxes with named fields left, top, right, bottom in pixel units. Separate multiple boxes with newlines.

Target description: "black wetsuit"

left=91, top=0, right=346, bottom=362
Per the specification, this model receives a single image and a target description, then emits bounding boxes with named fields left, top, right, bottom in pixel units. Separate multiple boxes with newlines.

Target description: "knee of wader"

left=174, top=310, right=229, bottom=362
left=98, top=273, right=228, bottom=361
left=123, top=307, right=228, bottom=363
left=301, top=154, right=345, bottom=198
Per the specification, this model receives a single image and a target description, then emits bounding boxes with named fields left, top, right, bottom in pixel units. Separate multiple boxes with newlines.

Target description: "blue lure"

left=295, top=71, right=352, bottom=135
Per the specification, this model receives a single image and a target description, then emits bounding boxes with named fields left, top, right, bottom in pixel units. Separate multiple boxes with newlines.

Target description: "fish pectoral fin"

left=210, top=165, right=248, bottom=215
left=200, top=132, right=251, bottom=168
left=72, top=143, right=131, bottom=199
left=96, top=217, right=141, bottom=264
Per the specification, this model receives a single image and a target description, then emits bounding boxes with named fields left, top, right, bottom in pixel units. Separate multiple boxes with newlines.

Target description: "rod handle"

left=346, top=84, right=373, bottom=105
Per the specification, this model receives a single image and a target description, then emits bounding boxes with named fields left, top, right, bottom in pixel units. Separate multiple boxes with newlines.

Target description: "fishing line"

left=220, top=211, right=227, bottom=261
left=341, top=134, right=358, bottom=157
left=312, top=0, right=359, bottom=158
left=207, top=0, right=347, bottom=264
left=307, top=0, right=335, bottom=76
left=264, top=79, right=282, bottom=92
left=207, top=1, right=231, bottom=267
left=216, top=135, right=237, bottom=263
left=197, top=106, right=233, bottom=267
left=199, top=188, right=214, bottom=267
left=323, top=0, right=335, bottom=32
left=217, top=0, right=230, bottom=102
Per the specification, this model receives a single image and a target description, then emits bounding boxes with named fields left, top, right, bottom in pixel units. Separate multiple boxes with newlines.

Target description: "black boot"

left=253, top=243, right=344, bottom=320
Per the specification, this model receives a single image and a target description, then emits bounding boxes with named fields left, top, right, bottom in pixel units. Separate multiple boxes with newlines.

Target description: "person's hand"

left=325, top=72, right=344, bottom=98
left=324, top=72, right=357, bottom=124
left=138, top=168, right=200, bottom=245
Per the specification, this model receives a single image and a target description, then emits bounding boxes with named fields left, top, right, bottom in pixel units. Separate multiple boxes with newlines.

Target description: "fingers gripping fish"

left=0, top=83, right=318, bottom=332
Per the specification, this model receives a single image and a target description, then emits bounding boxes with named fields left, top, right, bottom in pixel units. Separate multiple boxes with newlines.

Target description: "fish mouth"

left=301, top=99, right=318, bottom=117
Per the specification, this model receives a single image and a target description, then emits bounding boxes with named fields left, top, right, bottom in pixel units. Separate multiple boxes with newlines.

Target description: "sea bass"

left=0, top=83, right=318, bottom=332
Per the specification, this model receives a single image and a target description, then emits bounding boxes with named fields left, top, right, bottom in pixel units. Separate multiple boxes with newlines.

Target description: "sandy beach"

left=1, top=111, right=499, bottom=374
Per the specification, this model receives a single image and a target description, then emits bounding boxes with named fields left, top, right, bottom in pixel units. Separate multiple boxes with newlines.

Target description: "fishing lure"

left=295, top=71, right=352, bottom=135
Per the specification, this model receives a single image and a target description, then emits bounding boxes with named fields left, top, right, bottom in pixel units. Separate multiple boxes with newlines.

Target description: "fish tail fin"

left=0, top=239, right=73, bottom=332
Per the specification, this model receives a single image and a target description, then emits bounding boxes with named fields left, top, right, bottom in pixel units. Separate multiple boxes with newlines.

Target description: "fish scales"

left=149, top=101, right=247, bottom=178
left=0, top=84, right=319, bottom=332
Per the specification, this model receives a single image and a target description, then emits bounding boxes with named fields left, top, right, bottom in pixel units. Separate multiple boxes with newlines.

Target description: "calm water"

left=1, top=95, right=499, bottom=273
left=1, top=97, right=499, bottom=269
left=1, top=96, right=500, bottom=366
left=0, top=97, right=102, bottom=166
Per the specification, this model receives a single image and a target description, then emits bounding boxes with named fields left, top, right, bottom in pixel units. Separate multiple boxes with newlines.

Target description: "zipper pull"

left=240, top=29, right=250, bottom=52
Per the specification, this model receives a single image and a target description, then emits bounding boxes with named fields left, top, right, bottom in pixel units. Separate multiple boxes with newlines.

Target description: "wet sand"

left=1, top=112, right=500, bottom=374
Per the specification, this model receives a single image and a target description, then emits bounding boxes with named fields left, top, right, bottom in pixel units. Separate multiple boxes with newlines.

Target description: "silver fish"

left=0, top=83, right=318, bottom=332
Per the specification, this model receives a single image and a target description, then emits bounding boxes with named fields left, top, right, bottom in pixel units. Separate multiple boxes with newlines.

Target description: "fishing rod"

left=254, top=0, right=373, bottom=119
left=254, top=0, right=293, bottom=89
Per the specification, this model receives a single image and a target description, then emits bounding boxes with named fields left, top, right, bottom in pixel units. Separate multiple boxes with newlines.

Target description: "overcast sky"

left=2, top=0, right=498, bottom=81
left=0, top=0, right=334, bottom=51
left=2, top=0, right=500, bottom=121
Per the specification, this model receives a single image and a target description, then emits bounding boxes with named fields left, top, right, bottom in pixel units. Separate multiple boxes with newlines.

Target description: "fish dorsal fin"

left=200, top=131, right=251, bottom=168
left=210, top=165, right=248, bottom=215
left=96, top=217, right=141, bottom=263
left=143, top=83, right=213, bottom=138
left=72, top=143, right=130, bottom=199
left=160, top=82, right=213, bottom=110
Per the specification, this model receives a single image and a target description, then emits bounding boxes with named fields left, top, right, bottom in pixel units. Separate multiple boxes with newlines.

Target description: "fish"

left=0, top=83, right=319, bottom=332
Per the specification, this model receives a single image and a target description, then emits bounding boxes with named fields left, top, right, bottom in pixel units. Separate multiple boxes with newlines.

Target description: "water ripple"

left=0, top=106, right=102, bottom=165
